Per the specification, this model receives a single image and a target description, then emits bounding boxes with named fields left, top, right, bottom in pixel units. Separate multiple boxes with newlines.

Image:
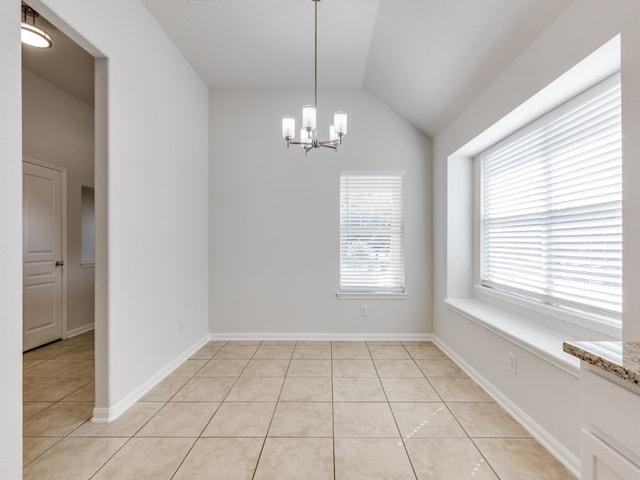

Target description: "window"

left=80, top=185, right=95, bottom=268
left=479, top=74, right=621, bottom=322
left=339, top=173, right=405, bottom=295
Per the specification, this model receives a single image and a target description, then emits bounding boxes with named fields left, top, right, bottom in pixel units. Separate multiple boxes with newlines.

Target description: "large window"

left=479, top=74, right=622, bottom=322
left=339, top=173, right=405, bottom=295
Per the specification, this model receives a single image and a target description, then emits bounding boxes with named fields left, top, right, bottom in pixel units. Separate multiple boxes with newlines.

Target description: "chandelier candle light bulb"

left=281, top=0, right=348, bottom=155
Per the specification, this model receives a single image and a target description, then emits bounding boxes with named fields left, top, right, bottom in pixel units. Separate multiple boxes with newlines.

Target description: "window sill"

left=336, top=292, right=408, bottom=300
left=444, top=297, right=580, bottom=377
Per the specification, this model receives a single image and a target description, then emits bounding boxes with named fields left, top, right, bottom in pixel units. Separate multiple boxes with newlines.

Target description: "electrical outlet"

left=509, top=353, right=517, bottom=375
left=178, top=321, right=184, bottom=335
left=360, top=304, right=368, bottom=317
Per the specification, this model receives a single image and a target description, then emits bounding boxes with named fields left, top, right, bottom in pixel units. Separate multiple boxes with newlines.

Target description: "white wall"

left=22, top=68, right=95, bottom=335
left=210, top=88, right=432, bottom=337
left=433, top=0, right=640, bottom=471
left=26, top=0, right=210, bottom=419
left=0, top=1, right=24, bottom=477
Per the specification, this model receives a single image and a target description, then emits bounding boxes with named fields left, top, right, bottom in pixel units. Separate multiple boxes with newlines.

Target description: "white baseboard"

left=91, top=334, right=210, bottom=423
left=432, top=336, right=580, bottom=477
left=209, top=332, right=433, bottom=342
left=65, top=324, right=94, bottom=338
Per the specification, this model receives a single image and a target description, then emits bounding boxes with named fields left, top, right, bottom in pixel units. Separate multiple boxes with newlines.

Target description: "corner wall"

left=22, top=68, right=95, bottom=335
left=209, top=88, right=432, bottom=338
left=29, top=0, right=210, bottom=418
left=0, top=1, right=24, bottom=477
left=433, top=0, right=640, bottom=470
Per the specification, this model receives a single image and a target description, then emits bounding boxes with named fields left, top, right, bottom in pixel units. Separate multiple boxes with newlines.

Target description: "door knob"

left=55, top=260, right=64, bottom=267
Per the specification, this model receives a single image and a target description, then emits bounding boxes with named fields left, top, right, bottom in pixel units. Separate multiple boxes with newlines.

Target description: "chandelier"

left=281, top=0, right=347, bottom=155
left=21, top=6, right=53, bottom=49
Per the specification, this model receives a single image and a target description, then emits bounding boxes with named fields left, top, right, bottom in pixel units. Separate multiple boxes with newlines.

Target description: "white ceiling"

left=24, top=0, right=574, bottom=136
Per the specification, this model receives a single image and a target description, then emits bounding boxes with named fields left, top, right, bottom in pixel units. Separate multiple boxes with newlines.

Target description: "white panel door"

left=23, top=161, right=63, bottom=351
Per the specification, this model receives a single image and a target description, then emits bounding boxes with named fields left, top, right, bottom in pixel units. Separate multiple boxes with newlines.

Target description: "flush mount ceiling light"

left=21, top=5, right=52, bottom=49
left=282, top=0, right=347, bottom=155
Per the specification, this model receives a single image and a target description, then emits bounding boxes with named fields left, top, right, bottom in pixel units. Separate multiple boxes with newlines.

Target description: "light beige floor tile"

left=253, top=345, right=295, bottom=359
left=260, top=340, right=297, bottom=346
left=241, top=359, right=289, bottom=377
left=296, top=340, right=331, bottom=347
left=367, top=340, right=403, bottom=346
left=333, top=377, right=386, bottom=402
left=171, top=377, right=235, bottom=401
left=406, top=438, right=498, bottom=480
left=279, top=377, right=333, bottom=402
left=332, top=359, right=377, bottom=377
left=189, top=343, right=223, bottom=360
left=23, top=377, right=49, bottom=392
left=23, top=376, right=93, bottom=401
left=390, top=402, right=466, bottom=439
left=92, top=437, right=194, bottom=480
left=474, top=438, right=576, bottom=479
left=332, top=341, right=367, bottom=346
left=448, top=403, right=531, bottom=437
left=287, top=359, right=332, bottom=377
left=428, top=378, right=493, bottom=402
left=140, top=374, right=190, bottom=401
left=402, top=340, right=435, bottom=346
left=380, top=377, right=441, bottom=402
left=293, top=346, right=332, bottom=359
left=22, top=437, right=126, bottom=480
left=23, top=401, right=93, bottom=437
left=58, top=360, right=94, bottom=378
left=71, top=402, right=163, bottom=437
left=136, top=402, right=219, bottom=437
left=23, top=401, right=54, bottom=421
left=334, top=438, right=415, bottom=480
left=23, top=437, right=60, bottom=467
left=226, top=377, right=284, bottom=401
left=332, top=345, right=371, bottom=359
left=415, top=358, right=467, bottom=378
left=268, top=402, right=333, bottom=437
left=61, top=381, right=95, bottom=401
left=214, top=345, right=259, bottom=359
left=173, top=437, right=263, bottom=480
left=369, top=345, right=411, bottom=359
left=195, top=359, right=249, bottom=377
left=254, top=438, right=333, bottom=480
left=22, top=358, right=75, bottom=378
left=374, top=359, right=424, bottom=378
left=406, top=345, right=449, bottom=360
left=334, top=402, right=399, bottom=437
left=202, top=401, right=275, bottom=437
left=171, top=359, right=207, bottom=377
left=224, top=340, right=261, bottom=346
left=23, top=345, right=78, bottom=362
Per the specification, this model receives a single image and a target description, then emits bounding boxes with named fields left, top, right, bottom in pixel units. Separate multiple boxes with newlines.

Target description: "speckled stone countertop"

left=563, top=340, right=640, bottom=386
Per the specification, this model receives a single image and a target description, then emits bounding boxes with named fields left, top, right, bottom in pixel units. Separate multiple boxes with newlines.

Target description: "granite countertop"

left=563, top=340, right=640, bottom=386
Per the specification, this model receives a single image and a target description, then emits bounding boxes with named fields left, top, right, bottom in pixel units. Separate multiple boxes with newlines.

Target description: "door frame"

left=23, top=156, right=68, bottom=342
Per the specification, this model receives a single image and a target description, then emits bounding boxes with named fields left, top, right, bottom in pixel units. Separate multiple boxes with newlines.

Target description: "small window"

left=81, top=185, right=95, bottom=267
left=339, top=173, right=405, bottom=295
left=479, top=74, right=622, bottom=321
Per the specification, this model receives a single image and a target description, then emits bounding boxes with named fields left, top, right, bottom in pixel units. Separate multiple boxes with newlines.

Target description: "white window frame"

left=337, top=171, right=407, bottom=299
left=474, top=73, right=622, bottom=335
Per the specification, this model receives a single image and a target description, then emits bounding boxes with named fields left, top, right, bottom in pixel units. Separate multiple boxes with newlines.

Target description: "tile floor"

left=23, top=335, right=576, bottom=479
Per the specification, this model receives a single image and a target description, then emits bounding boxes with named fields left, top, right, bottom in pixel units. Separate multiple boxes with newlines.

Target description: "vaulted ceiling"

left=23, top=0, right=574, bottom=136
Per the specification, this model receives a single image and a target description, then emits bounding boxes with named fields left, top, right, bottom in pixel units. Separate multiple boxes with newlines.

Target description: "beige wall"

left=22, top=67, right=95, bottom=335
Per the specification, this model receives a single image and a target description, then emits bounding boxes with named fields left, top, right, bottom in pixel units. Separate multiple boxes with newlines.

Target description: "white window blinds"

left=480, top=74, right=622, bottom=320
left=340, top=174, right=405, bottom=294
